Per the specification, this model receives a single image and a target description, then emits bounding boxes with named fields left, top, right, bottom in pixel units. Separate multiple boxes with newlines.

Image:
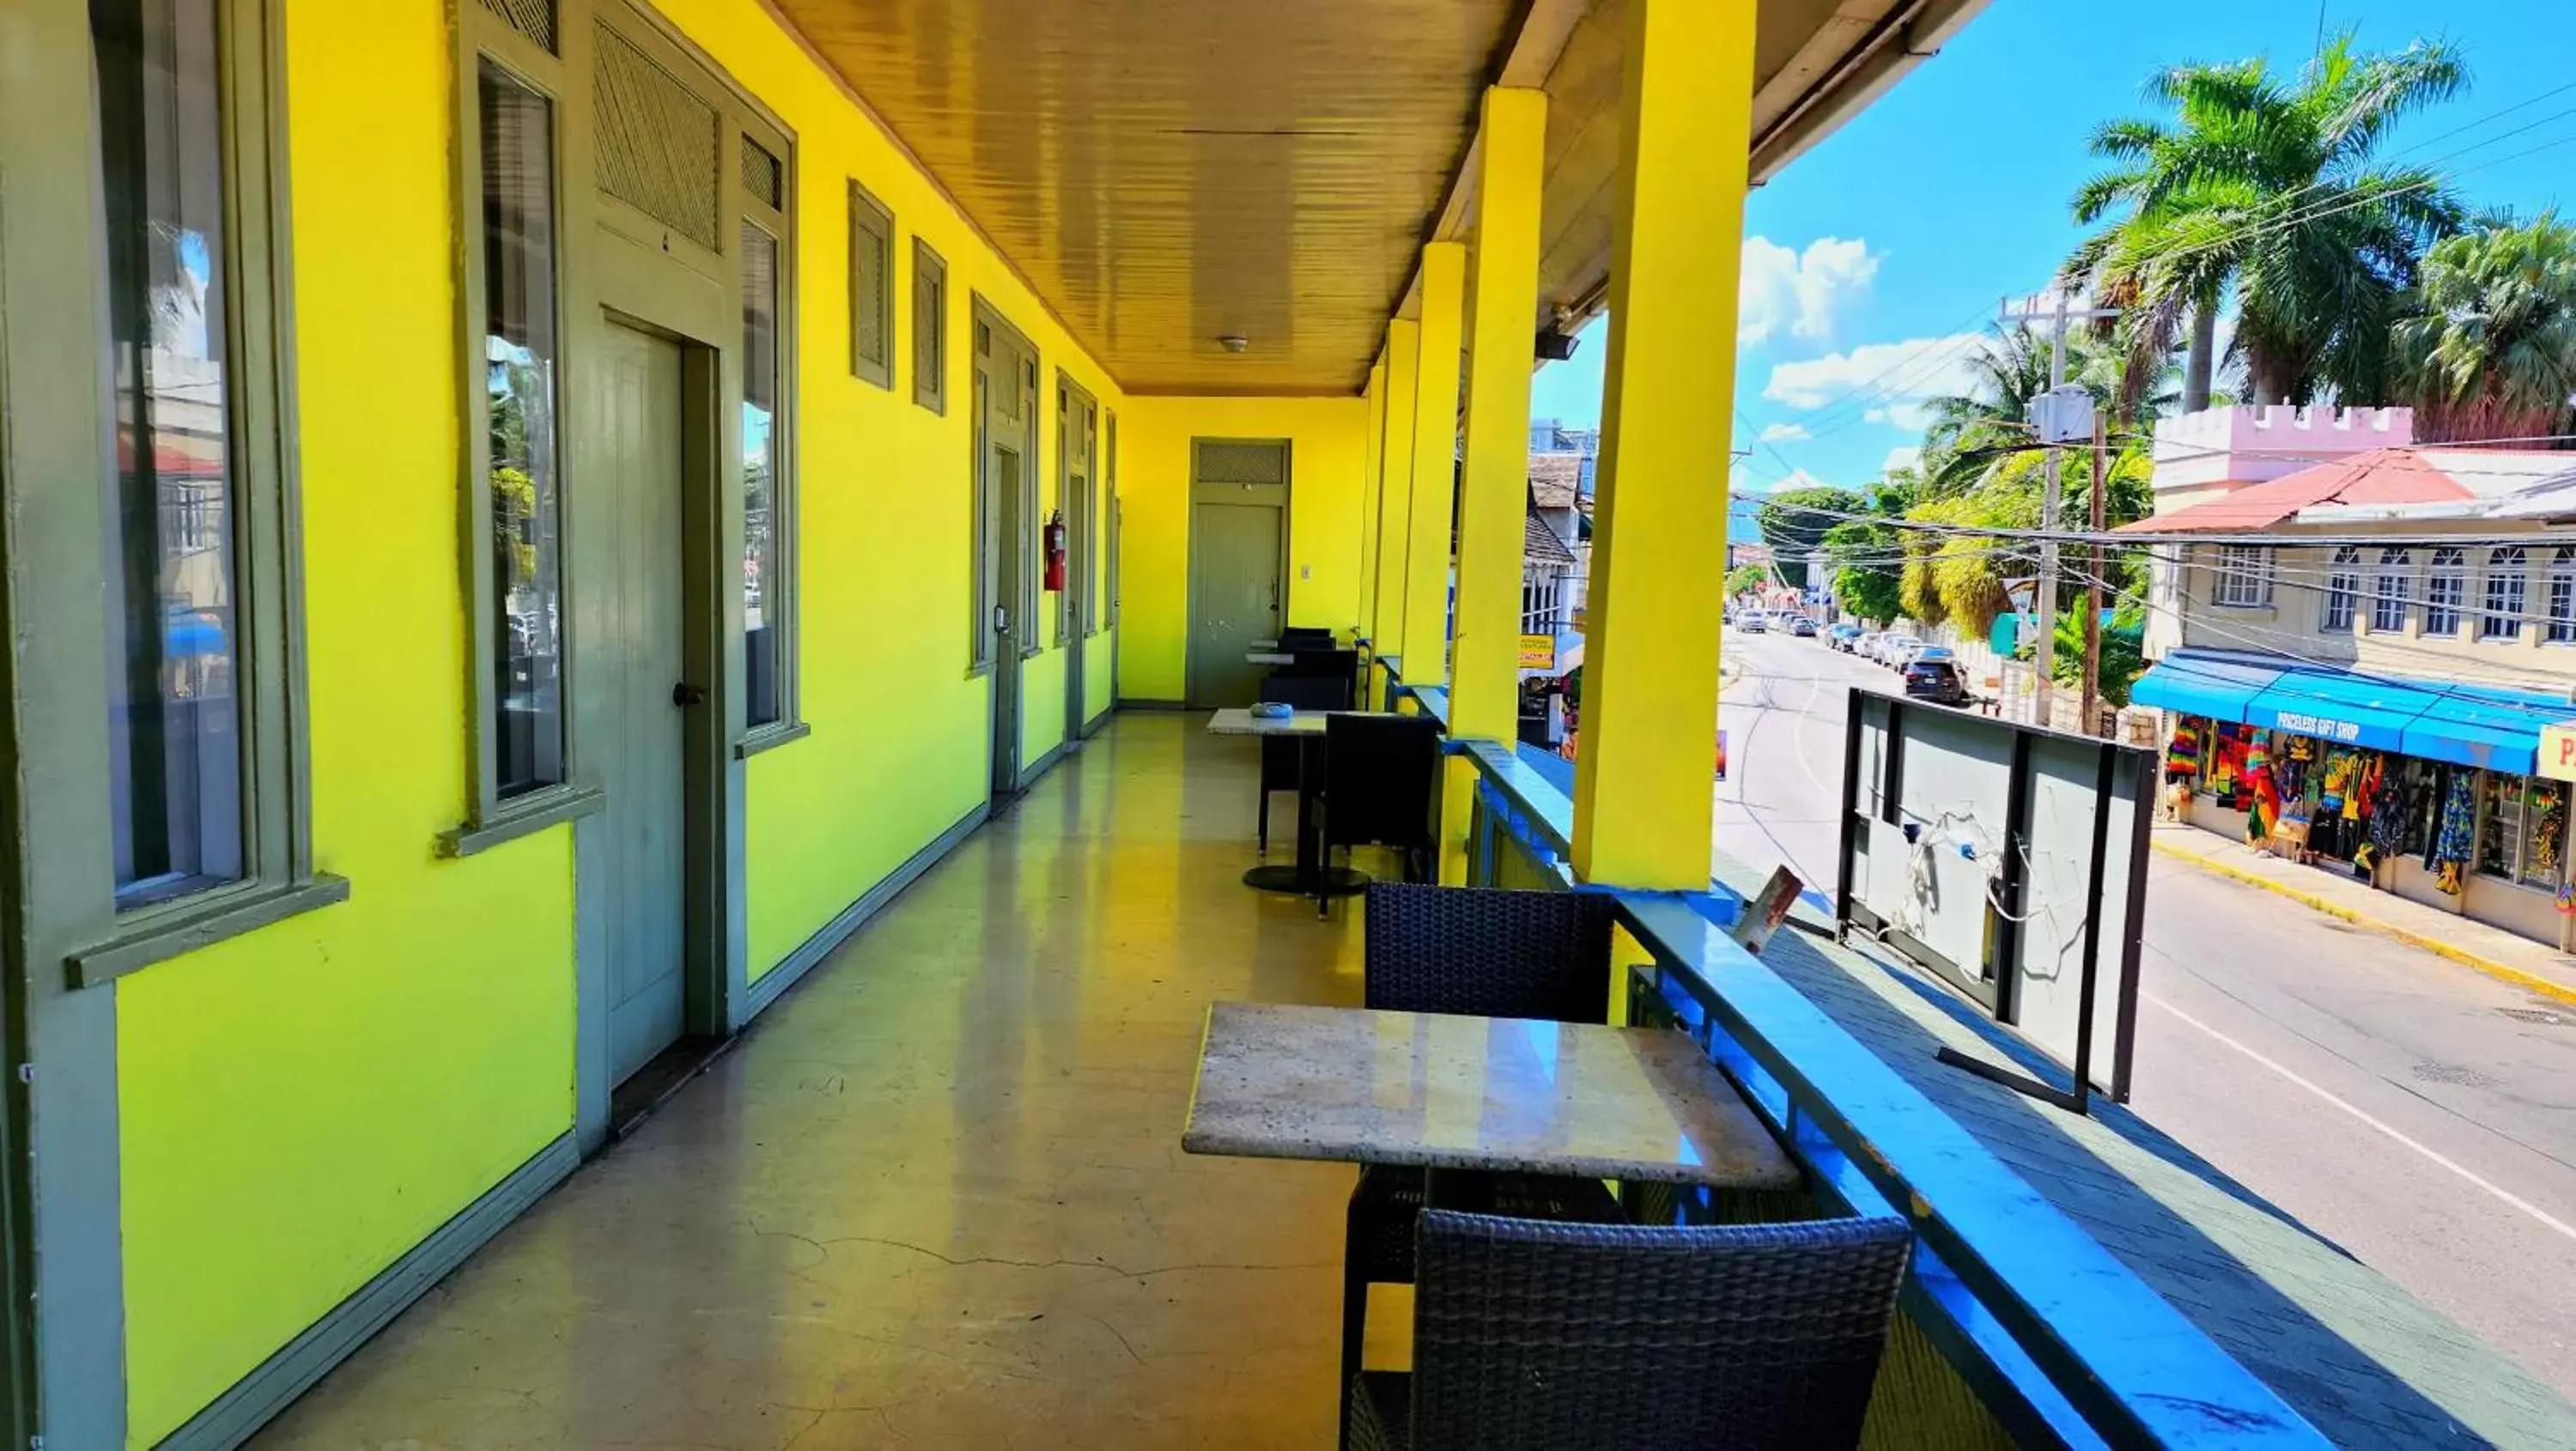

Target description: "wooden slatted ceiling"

left=769, top=0, right=1517, bottom=395
left=766, top=0, right=1989, bottom=396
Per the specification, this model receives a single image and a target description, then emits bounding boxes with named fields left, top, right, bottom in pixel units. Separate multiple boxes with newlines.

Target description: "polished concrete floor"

left=257, top=715, right=1374, bottom=1449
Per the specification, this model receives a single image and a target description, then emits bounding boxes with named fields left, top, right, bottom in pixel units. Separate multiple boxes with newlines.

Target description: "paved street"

left=1716, top=626, right=2576, bottom=1398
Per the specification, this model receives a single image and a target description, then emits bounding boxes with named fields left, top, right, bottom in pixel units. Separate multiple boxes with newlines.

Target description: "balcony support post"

left=1443, top=87, right=1549, bottom=883
left=1571, top=0, right=1756, bottom=889
left=1356, top=350, right=1387, bottom=644
left=1370, top=319, right=1420, bottom=704
left=1395, top=243, right=1467, bottom=690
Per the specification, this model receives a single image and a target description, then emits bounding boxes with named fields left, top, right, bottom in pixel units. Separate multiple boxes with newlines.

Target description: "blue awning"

left=2245, top=671, right=2429, bottom=754
left=2136, top=649, right=2575, bottom=778
left=2129, top=653, right=2285, bottom=720
left=2403, top=691, right=2566, bottom=774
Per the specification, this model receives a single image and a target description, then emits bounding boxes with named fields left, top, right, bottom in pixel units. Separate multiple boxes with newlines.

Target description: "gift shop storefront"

left=2137, top=649, right=2576, bottom=950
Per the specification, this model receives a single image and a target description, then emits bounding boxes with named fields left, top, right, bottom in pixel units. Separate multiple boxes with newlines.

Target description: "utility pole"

left=2081, top=411, right=2107, bottom=733
left=1999, top=289, right=2118, bottom=726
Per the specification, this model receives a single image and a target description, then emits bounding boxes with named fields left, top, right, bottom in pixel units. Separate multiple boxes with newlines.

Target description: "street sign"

left=1518, top=634, right=1557, bottom=670
left=2542, top=721, right=2576, bottom=782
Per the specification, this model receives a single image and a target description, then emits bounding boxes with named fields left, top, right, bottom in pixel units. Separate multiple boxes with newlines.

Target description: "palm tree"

left=1915, top=325, right=2163, bottom=498
left=2069, top=32, right=2468, bottom=412
left=2396, top=213, right=2576, bottom=443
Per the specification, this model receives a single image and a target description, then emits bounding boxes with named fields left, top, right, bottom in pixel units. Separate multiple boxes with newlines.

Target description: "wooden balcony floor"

left=254, top=714, right=1375, bottom=1449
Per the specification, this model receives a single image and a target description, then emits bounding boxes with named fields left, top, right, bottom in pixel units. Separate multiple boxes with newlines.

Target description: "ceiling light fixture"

left=1218, top=334, right=1249, bottom=354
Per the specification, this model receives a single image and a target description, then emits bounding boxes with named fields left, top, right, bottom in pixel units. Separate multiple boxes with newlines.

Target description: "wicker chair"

left=1342, top=885, right=1625, bottom=1439
left=1347, top=1211, right=1913, bottom=1451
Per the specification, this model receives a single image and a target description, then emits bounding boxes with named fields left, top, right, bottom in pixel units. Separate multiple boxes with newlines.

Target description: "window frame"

left=2370, top=547, right=2414, bottom=634
left=1104, top=410, right=1121, bottom=633
left=2212, top=543, right=2272, bottom=609
left=2425, top=546, right=2467, bottom=637
left=912, top=236, right=947, bottom=414
left=1056, top=373, right=1097, bottom=646
left=442, top=4, right=605, bottom=857
left=2549, top=547, right=2576, bottom=645
left=58, top=0, right=348, bottom=984
left=737, top=117, right=805, bottom=753
left=848, top=179, right=893, bottom=391
left=2320, top=545, right=2360, bottom=633
left=2480, top=545, right=2527, bottom=641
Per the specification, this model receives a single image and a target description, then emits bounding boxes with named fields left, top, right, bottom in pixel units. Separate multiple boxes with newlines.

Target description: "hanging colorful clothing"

left=2244, top=741, right=2281, bottom=845
left=2431, top=770, right=2476, bottom=895
left=2165, top=723, right=2203, bottom=780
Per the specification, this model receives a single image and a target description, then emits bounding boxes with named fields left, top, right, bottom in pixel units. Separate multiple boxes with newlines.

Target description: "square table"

left=1206, top=708, right=1370, bottom=900
left=1182, top=1001, right=1799, bottom=1191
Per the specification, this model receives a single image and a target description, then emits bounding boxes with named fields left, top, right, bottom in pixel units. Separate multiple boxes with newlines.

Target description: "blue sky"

left=1528, top=0, right=2576, bottom=503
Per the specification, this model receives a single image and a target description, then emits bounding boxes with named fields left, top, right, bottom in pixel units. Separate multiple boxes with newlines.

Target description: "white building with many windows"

left=2127, top=407, right=2576, bottom=947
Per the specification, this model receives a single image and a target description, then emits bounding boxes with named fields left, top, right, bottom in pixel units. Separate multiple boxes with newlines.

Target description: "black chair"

left=1279, top=626, right=1337, bottom=650
left=1315, top=713, right=1441, bottom=889
left=1256, top=675, right=1348, bottom=853
left=1340, top=885, right=1625, bottom=1439
left=1278, top=646, right=1360, bottom=688
left=1347, top=1211, right=1913, bottom=1451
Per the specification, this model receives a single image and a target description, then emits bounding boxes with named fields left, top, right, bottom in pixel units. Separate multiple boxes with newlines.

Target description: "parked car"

left=1739, top=610, right=1767, bottom=633
left=1902, top=655, right=1971, bottom=706
left=1829, top=623, right=1864, bottom=652
left=1788, top=615, right=1818, bottom=638
left=1852, top=630, right=1881, bottom=659
left=1880, top=635, right=1924, bottom=669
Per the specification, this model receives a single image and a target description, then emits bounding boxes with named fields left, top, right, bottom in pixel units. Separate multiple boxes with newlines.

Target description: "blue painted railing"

left=1449, top=740, right=2329, bottom=1451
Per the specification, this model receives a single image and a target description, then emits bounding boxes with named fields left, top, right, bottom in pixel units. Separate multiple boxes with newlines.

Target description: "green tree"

left=1754, top=485, right=1864, bottom=586
left=1916, top=325, right=2151, bottom=500
left=2069, top=32, right=2468, bottom=410
left=2397, top=213, right=2576, bottom=443
left=1725, top=563, right=1771, bottom=598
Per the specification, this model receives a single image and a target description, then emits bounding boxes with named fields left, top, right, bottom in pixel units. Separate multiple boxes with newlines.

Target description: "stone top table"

left=1205, top=706, right=1330, bottom=737
left=1182, top=1001, right=1800, bottom=1189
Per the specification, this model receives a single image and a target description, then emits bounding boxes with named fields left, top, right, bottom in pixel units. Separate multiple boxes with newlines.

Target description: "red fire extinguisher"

left=1042, top=510, right=1068, bottom=593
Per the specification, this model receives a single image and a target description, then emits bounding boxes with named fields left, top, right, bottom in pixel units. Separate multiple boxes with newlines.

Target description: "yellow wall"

left=697, top=0, right=1126, bottom=977
left=121, top=0, right=1145, bottom=1440
left=116, top=3, right=577, bottom=1441
left=1115, top=396, right=1370, bottom=701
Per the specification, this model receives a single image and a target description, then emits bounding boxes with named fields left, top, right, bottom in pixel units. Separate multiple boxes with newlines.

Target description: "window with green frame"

left=442, top=0, right=603, bottom=858
left=740, top=126, right=799, bottom=739
left=67, top=0, right=347, bottom=984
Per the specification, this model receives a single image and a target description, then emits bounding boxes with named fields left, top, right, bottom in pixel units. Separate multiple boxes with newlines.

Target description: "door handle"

left=671, top=682, right=707, bottom=707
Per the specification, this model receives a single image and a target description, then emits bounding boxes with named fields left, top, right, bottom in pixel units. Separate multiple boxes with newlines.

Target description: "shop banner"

left=2543, top=721, right=2576, bottom=783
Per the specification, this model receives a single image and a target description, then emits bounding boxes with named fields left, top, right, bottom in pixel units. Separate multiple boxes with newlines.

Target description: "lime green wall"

left=1115, top=397, right=1370, bottom=701
left=117, top=3, right=575, bottom=1442
left=117, top=0, right=1148, bottom=1439
left=664, top=0, right=1126, bottom=979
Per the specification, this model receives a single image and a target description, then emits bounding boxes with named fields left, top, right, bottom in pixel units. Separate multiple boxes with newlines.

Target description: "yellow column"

left=1443, top=87, right=1548, bottom=882
left=1571, top=0, right=1755, bottom=889
left=1356, top=352, right=1387, bottom=642
left=1370, top=320, right=1420, bottom=704
left=1399, top=242, right=1467, bottom=688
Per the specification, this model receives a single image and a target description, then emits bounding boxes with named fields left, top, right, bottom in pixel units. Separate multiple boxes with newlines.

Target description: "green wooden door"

left=599, top=321, right=690, bottom=1082
left=1188, top=498, right=1283, bottom=707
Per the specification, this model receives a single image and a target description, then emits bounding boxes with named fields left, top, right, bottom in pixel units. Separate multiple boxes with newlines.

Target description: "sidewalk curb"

left=2150, top=836, right=2576, bottom=1009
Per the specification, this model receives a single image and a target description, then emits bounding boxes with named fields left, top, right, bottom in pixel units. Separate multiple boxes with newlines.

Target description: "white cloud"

left=1758, top=422, right=1811, bottom=444
left=1882, top=445, right=1923, bottom=474
left=1738, top=236, right=1880, bottom=345
left=1762, top=332, right=1985, bottom=425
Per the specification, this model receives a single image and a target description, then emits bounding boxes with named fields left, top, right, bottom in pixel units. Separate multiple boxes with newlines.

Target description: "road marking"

left=2143, top=993, right=2576, bottom=1246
